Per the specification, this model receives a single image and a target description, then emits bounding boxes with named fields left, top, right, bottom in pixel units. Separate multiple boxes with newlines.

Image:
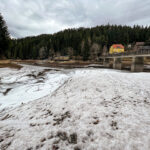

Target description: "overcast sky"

left=0, top=0, right=150, bottom=38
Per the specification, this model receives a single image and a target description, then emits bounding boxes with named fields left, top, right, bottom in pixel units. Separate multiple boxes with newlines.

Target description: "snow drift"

left=0, top=65, right=150, bottom=150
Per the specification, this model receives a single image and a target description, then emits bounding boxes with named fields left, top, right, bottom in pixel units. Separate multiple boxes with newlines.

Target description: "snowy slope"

left=0, top=65, right=69, bottom=109
left=0, top=67, right=150, bottom=150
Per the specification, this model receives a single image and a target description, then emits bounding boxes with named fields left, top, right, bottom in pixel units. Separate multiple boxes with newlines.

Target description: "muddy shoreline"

left=0, top=59, right=150, bottom=72
left=16, top=60, right=150, bottom=72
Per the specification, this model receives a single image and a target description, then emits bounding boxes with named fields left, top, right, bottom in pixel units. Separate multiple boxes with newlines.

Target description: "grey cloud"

left=0, top=0, right=150, bottom=38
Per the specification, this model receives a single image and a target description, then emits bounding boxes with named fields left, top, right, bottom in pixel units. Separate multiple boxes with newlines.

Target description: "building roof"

left=135, top=42, right=144, bottom=46
left=112, top=44, right=124, bottom=49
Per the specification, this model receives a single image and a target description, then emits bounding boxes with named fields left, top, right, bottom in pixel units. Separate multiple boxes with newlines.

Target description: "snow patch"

left=0, top=65, right=69, bottom=109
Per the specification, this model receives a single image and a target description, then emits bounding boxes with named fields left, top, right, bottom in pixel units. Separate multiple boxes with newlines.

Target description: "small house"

left=109, top=44, right=124, bottom=54
left=133, top=42, right=145, bottom=51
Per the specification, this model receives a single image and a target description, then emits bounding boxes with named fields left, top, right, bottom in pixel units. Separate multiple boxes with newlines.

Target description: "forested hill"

left=6, top=25, right=150, bottom=60
left=1, top=10, right=150, bottom=61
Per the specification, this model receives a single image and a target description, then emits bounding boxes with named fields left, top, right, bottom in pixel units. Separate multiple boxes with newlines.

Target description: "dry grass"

left=0, top=59, right=102, bottom=69
left=13, top=59, right=101, bottom=68
left=145, top=58, right=150, bottom=65
left=0, top=60, right=22, bottom=69
left=45, top=60, right=101, bottom=68
left=0, top=60, right=11, bottom=64
left=1, top=58, right=150, bottom=69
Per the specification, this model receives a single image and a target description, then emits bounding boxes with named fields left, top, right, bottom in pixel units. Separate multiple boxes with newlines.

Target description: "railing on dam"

left=104, top=48, right=150, bottom=57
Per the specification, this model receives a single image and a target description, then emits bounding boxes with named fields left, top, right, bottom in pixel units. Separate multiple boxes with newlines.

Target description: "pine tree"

left=7, top=24, right=150, bottom=60
left=0, top=13, right=10, bottom=57
left=83, top=39, right=90, bottom=61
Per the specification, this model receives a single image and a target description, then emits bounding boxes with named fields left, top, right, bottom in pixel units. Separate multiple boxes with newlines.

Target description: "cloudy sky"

left=0, top=0, right=150, bottom=38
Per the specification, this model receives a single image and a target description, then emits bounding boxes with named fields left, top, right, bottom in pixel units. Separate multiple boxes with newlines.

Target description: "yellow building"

left=109, top=44, right=124, bottom=54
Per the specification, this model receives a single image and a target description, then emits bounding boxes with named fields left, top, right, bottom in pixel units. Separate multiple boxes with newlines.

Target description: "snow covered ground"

left=0, top=65, right=69, bottom=109
left=0, top=65, right=150, bottom=150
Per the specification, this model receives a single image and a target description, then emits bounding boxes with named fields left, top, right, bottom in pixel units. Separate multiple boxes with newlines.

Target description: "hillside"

left=5, top=25, right=150, bottom=61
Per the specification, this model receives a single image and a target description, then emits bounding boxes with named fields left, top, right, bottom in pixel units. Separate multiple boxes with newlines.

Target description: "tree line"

left=0, top=13, right=10, bottom=58
left=1, top=13, right=150, bottom=60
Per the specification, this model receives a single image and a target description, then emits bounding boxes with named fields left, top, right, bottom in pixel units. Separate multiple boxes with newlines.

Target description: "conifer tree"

left=0, top=13, right=10, bottom=57
left=83, top=39, right=90, bottom=61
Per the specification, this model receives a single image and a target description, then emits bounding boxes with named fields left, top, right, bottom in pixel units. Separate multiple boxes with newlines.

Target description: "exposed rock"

left=29, top=123, right=36, bottom=127
left=110, top=121, right=118, bottom=130
left=40, top=137, right=46, bottom=142
left=52, top=145, right=59, bottom=150
left=68, top=133, right=77, bottom=144
left=74, top=146, right=81, bottom=150
left=53, top=140, right=60, bottom=144
left=53, top=111, right=71, bottom=125
left=35, top=143, right=44, bottom=149
left=26, top=147, right=33, bottom=150
left=93, top=120, right=99, bottom=125
left=3, top=88, right=12, bottom=96
left=1, top=114, right=12, bottom=120
left=0, top=136, right=4, bottom=142
left=1, top=141, right=11, bottom=150
left=57, top=131, right=68, bottom=141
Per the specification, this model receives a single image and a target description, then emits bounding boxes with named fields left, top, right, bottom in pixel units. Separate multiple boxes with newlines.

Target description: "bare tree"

left=67, top=47, right=74, bottom=59
left=39, top=47, right=46, bottom=59
left=90, top=43, right=100, bottom=61
left=102, top=45, right=108, bottom=56
left=49, top=48, right=55, bottom=60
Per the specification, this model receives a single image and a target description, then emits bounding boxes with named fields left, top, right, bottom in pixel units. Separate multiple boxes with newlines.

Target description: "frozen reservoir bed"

left=0, top=65, right=150, bottom=150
